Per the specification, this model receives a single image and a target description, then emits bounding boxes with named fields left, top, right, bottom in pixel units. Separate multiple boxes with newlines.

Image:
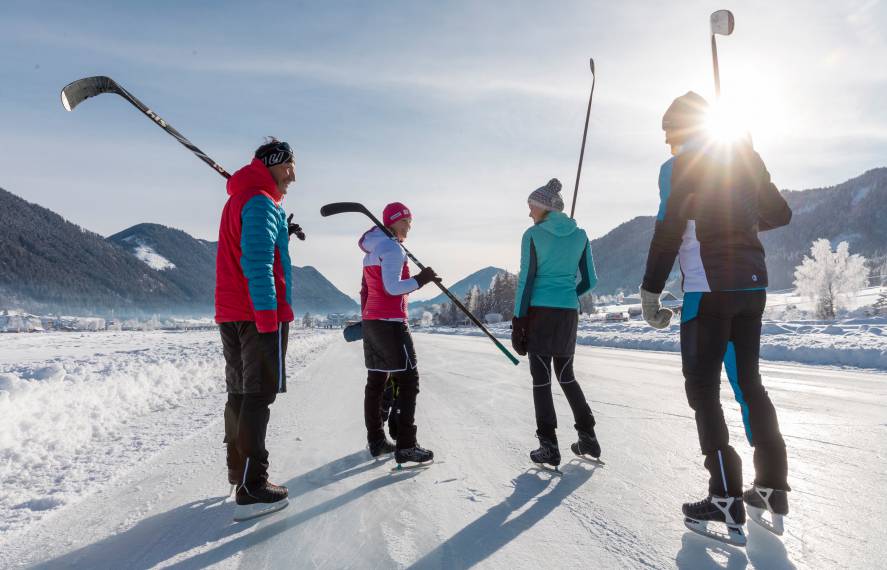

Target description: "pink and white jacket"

left=359, top=227, right=418, bottom=320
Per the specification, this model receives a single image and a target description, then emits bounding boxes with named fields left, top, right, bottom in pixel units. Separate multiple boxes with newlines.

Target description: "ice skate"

left=233, top=482, right=290, bottom=522
left=743, top=485, right=788, bottom=536
left=682, top=495, right=747, bottom=547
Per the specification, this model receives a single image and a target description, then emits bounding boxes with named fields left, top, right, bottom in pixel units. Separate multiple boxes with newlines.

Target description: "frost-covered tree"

left=872, top=291, right=887, bottom=316
left=793, top=239, right=868, bottom=319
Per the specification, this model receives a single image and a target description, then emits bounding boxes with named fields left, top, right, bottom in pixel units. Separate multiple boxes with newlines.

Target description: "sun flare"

left=702, top=69, right=789, bottom=148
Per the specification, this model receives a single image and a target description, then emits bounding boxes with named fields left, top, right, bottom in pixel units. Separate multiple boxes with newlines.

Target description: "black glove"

left=414, top=266, right=441, bottom=288
left=511, top=316, right=528, bottom=356
left=287, top=214, right=306, bottom=241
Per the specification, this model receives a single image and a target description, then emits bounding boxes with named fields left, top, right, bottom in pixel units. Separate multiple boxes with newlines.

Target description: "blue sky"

left=1, top=0, right=885, bottom=299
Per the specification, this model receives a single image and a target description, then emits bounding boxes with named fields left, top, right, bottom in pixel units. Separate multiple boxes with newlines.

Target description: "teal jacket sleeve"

left=576, top=238, right=598, bottom=297
left=513, top=229, right=537, bottom=318
left=241, top=195, right=280, bottom=330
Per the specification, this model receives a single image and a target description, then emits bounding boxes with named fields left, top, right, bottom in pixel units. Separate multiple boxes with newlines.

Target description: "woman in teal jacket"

left=512, top=178, right=601, bottom=469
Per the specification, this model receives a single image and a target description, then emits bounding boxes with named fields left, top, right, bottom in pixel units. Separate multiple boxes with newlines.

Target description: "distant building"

left=326, top=313, right=349, bottom=328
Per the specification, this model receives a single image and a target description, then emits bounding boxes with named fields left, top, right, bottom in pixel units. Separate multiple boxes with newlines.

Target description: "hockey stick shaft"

left=82, top=78, right=230, bottom=178
left=61, top=76, right=305, bottom=239
left=570, top=59, right=596, bottom=220
left=321, top=202, right=520, bottom=365
left=711, top=35, right=722, bottom=99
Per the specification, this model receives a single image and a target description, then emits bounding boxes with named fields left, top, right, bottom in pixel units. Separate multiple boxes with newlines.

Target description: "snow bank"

left=425, top=315, right=887, bottom=370
left=0, top=329, right=335, bottom=534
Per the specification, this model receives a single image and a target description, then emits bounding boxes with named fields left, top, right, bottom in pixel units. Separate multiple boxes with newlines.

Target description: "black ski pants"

left=529, top=354, right=595, bottom=443
left=365, top=369, right=418, bottom=450
left=220, top=321, right=289, bottom=489
left=681, top=290, right=788, bottom=497
left=225, top=392, right=276, bottom=488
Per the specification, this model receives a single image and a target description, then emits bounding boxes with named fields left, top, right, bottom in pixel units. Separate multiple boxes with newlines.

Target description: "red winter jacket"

left=215, top=159, right=294, bottom=332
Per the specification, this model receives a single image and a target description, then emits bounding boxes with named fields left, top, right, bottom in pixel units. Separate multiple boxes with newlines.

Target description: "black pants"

left=365, top=369, right=419, bottom=449
left=225, top=392, right=277, bottom=487
left=220, top=321, right=289, bottom=488
left=529, top=353, right=595, bottom=443
left=681, top=290, right=788, bottom=497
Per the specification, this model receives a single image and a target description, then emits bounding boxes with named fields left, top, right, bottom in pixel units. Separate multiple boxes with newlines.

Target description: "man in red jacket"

left=215, top=138, right=296, bottom=522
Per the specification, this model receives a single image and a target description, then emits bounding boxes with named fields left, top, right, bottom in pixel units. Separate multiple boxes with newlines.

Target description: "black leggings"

left=365, top=369, right=419, bottom=449
left=529, top=353, right=595, bottom=442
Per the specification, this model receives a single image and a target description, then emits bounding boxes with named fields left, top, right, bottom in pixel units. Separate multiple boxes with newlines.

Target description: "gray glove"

left=640, top=287, right=673, bottom=329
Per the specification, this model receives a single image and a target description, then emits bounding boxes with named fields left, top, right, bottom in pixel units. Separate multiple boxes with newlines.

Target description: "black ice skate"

left=233, top=481, right=289, bottom=522
left=393, top=445, right=434, bottom=470
left=530, top=435, right=561, bottom=473
left=743, top=485, right=788, bottom=536
left=682, top=495, right=747, bottom=547
left=368, top=437, right=396, bottom=458
left=570, top=429, right=603, bottom=464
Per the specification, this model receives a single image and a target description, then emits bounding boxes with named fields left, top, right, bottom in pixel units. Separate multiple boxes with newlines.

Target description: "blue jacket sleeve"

left=513, top=230, right=536, bottom=318
left=576, top=238, right=598, bottom=297
left=240, top=195, right=280, bottom=313
left=643, top=158, right=686, bottom=293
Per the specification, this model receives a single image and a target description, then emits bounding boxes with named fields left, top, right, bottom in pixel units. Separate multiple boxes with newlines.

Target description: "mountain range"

left=411, top=266, right=507, bottom=309
left=0, top=188, right=357, bottom=316
left=2, top=166, right=885, bottom=314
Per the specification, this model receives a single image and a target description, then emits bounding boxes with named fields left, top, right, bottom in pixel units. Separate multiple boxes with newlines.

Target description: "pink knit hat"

left=383, top=202, right=412, bottom=226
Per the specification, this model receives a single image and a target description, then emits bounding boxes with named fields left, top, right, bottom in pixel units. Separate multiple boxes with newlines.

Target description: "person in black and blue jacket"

left=640, top=92, right=792, bottom=542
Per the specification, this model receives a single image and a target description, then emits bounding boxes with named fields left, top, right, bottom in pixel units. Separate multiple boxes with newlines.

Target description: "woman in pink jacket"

left=359, top=202, right=439, bottom=467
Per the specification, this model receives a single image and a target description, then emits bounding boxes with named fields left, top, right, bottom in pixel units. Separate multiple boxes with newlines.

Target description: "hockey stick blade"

left=710, top=10, right=735, bottom=36
left=320, top=202, right=372, bottom=218
left=61, top=76, right=121, bottom=112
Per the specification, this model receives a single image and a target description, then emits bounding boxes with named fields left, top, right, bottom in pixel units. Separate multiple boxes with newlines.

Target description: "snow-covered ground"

left=427, top=314, right=887, bottom=371
left=1, top=332, right=884, bottom=568
left=0, top=329, right=336, bottom=537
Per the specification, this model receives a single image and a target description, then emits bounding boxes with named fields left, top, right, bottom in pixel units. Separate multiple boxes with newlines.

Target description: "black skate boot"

left=743, top=486, right=788, bottom=536
left=530, top=435, right=561, bottom=473
left=234, top=481, right=289, bottom=522
left=368, top=437, right=396, bottom=458
left=570, top=428, right=602, bottom=461
left=393, top=445, right=434, bottom=470
left=682, top=495, right=746, bottom=547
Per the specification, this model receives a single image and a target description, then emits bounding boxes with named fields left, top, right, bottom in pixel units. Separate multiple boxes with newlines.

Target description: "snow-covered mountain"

left=0, top=187, right=192, bottom=314
left=590, top=167, right=887, bottom=295
left=0, top=189, right=358, bottom=316
left=111, top=224, right=358, bottom=316
left=108, top=223, right=217, bottom=309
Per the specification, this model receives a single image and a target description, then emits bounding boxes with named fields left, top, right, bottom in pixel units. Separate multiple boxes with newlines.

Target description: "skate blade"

left=747, top=505, right=785, bottom=536
left=391, top=459, right=434, bottom=472
left=572, top=453, right=606, bottom=466
left=684, top=517, right=747, bottom=547
left=233, top=498, right=289, bottom=522
left=530, top=463, right=563, bottom=476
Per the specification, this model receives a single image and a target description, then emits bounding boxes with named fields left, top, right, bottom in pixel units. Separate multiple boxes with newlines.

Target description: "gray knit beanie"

left=528, top=178, right=564, bottom=212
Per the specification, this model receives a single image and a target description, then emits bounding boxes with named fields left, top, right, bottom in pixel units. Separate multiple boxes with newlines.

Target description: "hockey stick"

left=710, top=10, right=735, bottom=99
left=60, top=75, right=305, bottom=240
left=569, top=58, right=596, bottom=220
left=320, top=202, right=520, bottom=365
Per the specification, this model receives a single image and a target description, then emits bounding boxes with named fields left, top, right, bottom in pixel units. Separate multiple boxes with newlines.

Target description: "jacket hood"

left=536, top=211, right=578, bottom=237
left=358, top=226, right=391, bottom=253
left=226, top=158, right=282, bottom=203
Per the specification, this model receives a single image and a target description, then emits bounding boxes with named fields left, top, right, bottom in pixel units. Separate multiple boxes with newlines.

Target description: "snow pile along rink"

left=0, top=328, right=335, bottom=535
left=427, top=315, right=887, bottom=370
